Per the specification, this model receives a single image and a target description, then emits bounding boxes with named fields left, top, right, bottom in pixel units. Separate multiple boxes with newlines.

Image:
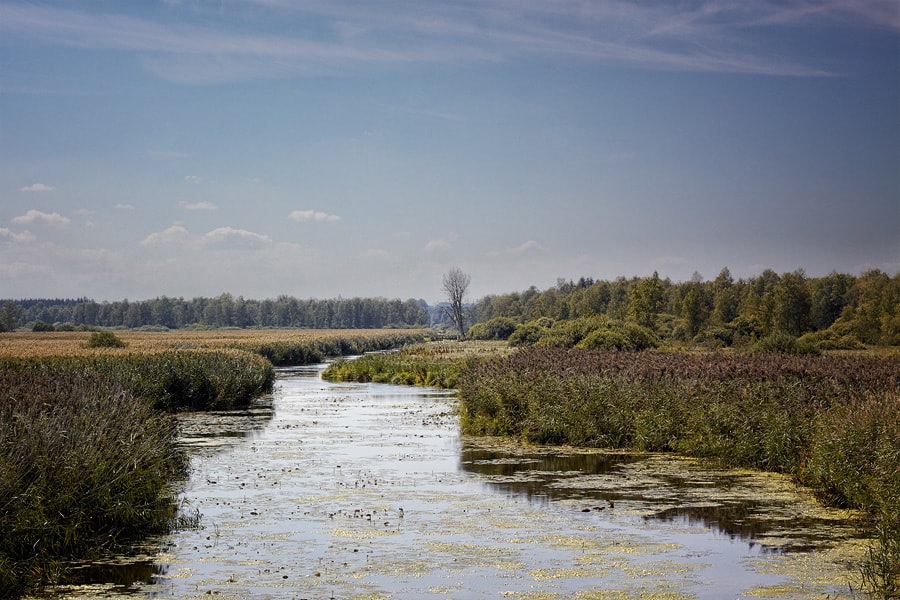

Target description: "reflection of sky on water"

left=36, top=365, right=866, bottom=600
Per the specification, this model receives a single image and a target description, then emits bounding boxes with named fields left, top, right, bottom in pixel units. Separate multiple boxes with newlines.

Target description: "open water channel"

left=43, top=363, right=872, bottom=599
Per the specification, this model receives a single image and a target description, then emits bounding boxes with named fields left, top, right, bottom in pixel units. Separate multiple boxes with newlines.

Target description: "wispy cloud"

left=181, top=200, right=217, bottom=210
left=485, top=240, right=547, bottom=259
left=115, top=203, right=135, bottom=210
left=3, top=1, right=894, bottom=83
left=202, top=226, right=272, bottom=246
left=11, top=210, right=70, bottom=226
left=0, top=228, right=37, bottom=243
left=289, top=210, right=341, bottom=222
left=19, top=183, right=55, bottom=192
left=425, top=232, right=459, bottom=253
left=141, top=225, right=190, bottom=246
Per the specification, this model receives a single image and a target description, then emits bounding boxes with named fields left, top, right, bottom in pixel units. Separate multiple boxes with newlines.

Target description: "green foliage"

left=0, top=301, right=24, bottom=332
left=0, top=372, right=188, bottom=597
left=465, top=268, right=900, bottom=350
left=753, top=331, right=821, bottom=355
left=84, top=330, right=127, bottom=348
left=31, top=321, right=54, bottom=332
left=0, top=351, right=275, bottom=412
left=323, top=348, right=462, bottom=389
left=468, top=317, right=518, bottom=341
left=458, top=346, right=900, bottom=598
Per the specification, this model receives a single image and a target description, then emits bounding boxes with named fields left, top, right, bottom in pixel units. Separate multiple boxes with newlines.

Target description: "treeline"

left=1, top=294, right=429, bottom=331
left=472, top=268, right=900, bottom=348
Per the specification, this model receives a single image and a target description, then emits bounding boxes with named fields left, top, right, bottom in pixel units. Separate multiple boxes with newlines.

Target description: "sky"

left=1, top=1, right=898, bottom=303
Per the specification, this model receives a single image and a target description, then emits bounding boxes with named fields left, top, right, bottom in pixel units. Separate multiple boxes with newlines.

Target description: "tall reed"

left=0, top=372, right=187, bottom=597
left=457, top=347, right=900, bottom=598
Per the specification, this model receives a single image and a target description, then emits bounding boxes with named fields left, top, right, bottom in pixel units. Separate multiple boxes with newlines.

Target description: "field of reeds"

left=323, top=342, right=899, bottom=596
left=0, top=329, right=426, bottom=598
left=322, top=340, right=509, bottom=388
left=458, top=346, right=900, bottom=598
left=0, top=371, right=188, bottom=597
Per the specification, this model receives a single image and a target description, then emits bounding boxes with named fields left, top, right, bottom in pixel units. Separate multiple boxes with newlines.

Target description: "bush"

left=753, top=331, right=821, bottom=355
left=31, top=321, right=54, bottom=332
left=84, top=331, right=128, bottom=348
left=468, top=317, right=518, bottom=341
left=509, top=318, right=555, bottom=347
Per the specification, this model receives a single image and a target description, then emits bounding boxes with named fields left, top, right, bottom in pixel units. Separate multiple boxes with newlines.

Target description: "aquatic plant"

left=456, top=346, right=900, bottom=598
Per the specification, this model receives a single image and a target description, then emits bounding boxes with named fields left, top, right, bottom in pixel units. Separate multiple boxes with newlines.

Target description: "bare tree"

left=442, top=267, right=470, bottom=339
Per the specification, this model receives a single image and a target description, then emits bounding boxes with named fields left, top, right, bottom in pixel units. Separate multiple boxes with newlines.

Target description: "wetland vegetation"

left=0, top=329, right=425, bottom=598
left=325, top=342, right=900, bottom=598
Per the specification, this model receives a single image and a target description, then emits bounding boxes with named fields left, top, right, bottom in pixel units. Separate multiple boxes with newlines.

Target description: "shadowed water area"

left=36, top=363, right=872, bottom=599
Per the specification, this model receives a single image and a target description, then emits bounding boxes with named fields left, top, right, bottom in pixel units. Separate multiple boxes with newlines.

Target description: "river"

left=44, top=363, right=870, bottom=599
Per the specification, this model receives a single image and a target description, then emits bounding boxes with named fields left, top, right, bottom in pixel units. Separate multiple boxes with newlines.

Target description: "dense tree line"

left=2, top=295, right=429, bottom=330
left=471, top=268, right=900, bottom=347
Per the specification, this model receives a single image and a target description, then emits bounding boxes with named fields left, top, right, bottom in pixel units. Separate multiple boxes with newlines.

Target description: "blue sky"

left=1, top=1, right=898, bottom=303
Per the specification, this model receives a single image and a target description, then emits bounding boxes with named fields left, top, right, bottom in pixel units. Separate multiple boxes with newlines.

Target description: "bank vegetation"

left=0, top=329, right=425, bottom=597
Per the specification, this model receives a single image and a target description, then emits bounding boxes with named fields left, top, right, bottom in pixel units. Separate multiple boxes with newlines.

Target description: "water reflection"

left=460, top=439, right=867, bottom=553
left=460, top=443, right=640, bottom=504
left=176, top=395, right=275, bottom=454
left=32, top=366, right=867, bottom=600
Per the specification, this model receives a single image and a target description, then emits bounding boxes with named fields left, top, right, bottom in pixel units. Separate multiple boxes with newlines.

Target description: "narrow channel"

left=46, top=363, right=869, bottom=599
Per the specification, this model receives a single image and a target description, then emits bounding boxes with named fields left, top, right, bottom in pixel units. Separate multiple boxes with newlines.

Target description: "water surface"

left=42, top=363, right=870, bottom=599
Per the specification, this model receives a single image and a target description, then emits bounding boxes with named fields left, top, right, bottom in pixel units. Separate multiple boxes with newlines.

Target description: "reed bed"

left=0, top=329, right=425, bottom=597
left=458, top=346, right=900, bottom=598
left=0, top=328, right=427, bottom=359
left=322, top=341, right=509, bottom=388
left=0, top=371, right=187, bottom=597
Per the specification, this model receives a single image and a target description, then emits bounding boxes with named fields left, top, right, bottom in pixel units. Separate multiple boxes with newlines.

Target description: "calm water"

left=42, top=363, right=870, bottom=599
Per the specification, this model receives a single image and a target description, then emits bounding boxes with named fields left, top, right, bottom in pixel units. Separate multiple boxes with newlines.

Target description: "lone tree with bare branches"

left=442, top=267, right=470, bottom=340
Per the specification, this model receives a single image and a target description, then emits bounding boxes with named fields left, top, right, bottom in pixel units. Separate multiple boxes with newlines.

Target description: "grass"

left=457, top=346, right=900, bottom=599
left=0, top=371, right=187, bottom=597
left=325, top=341, right=900, bottom=598
left=322, top=340, right=509, bottom=388
left=0, top=328, right=426, bottom=598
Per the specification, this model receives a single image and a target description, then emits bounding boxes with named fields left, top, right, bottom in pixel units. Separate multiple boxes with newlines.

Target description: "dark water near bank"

left=38, top=363, right=870, bottom=599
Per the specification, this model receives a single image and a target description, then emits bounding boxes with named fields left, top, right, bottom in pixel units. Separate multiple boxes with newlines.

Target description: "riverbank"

left=323, top=342, right=900, bottom=598
left=0, top=329, right=426, bottom=598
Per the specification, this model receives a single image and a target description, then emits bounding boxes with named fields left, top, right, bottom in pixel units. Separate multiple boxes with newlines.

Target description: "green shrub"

left=753, top=331, right=821, bottom=355
left=509, top=324, right=544, bottom=347
left=84, top=331, right=127, bottom=348
left=31, top=321, right=54, bottom=332
left=469, top=317, right=518, bottom=341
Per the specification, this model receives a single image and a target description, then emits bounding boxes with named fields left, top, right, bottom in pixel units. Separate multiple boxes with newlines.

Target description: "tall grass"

left=322, top=341, right=508, bottom=388
left=0, top=329, right=427, bottom=597
left=457, top=346, right=900, bottom=598
left=228, top=331, right=426, bottom=366
left=0, top=372, right=187, bottom=597
left=0, top=350, right=275, bottom=412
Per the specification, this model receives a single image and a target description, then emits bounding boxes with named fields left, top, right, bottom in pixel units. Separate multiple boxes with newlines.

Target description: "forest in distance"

left=2, top=267, right=899, bottom=349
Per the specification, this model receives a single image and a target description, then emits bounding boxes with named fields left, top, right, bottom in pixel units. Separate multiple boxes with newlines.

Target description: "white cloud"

left=485, top=240, right=547, bottom=259
left=181, top=200, right=217, bottom=210
left=140, top=225, right=190, bottom=246
left=289, top=210, right=341, bottom=222
left=19, top=183, right=55, bottom=192
left=360, top=248, right=395, bottom=261
left=424, top=239, right=451, bottom=252
left=10, top=210, right=70, bottom=226
left=115, top=203, right=135, bottom=210
left=184, top=175, right=200, bottom=183
left=0, top=228, right=37, bottom=243
left=202, top=226, right=271, bottom=245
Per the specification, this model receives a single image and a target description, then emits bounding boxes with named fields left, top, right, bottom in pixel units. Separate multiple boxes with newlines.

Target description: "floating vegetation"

left=458, top=346, right=900, bottom=598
